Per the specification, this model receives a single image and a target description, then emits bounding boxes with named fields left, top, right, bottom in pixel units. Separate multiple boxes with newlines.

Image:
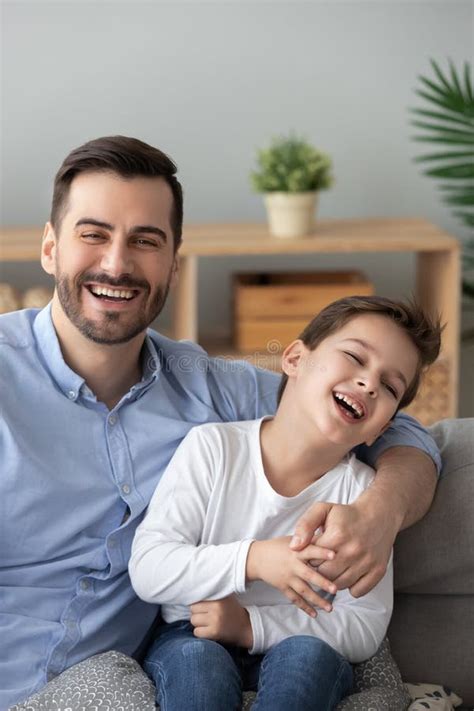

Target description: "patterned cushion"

left=336, top=638, right=411, bottom=710
left=10, top=638, right=410, bottom=711
left=9, top=652, right=156, bottom=711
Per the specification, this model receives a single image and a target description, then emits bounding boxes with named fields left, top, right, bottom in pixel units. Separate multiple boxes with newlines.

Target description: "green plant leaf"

left=418, top=75, right=452, bottom=101
left=437, top=184, right=474, bottom=206
left=411, top=107, right=474, bottom=128
left=423, top=164, right=474, bottom=179
left=464, top=62, right=473, bottom=102
left=414, top=150, right=473, bottom=163
left=430, top=59, right=455, bottom=95
left=450, top=58, right=465, bottom=99
left=411, top=121, right=474, bottom=139
left=415, top=88, right=470, bottom=114
left=413, top=135, right=474, bottom=145
left=438, top=181, right=474, bottom=190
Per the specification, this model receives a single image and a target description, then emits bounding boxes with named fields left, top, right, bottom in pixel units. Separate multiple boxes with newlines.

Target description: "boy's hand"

left=246, top=536, right=337, bottom=617
left=190, top=595, right=253, bottom=648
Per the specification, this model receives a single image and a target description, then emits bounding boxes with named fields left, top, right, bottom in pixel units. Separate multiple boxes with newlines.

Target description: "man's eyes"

left=133, top=237, right=161, bottom=248
left=82, top=232, right=104, bottom=241
left=80, top=233, right=160, bottom=248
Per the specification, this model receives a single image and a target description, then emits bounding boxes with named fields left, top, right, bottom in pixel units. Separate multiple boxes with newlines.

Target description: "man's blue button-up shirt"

left=0, top=306, right=441, bottom=709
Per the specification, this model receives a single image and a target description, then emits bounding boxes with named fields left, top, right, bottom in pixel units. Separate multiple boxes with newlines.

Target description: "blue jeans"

left=144, top=620, right=353, bottom=711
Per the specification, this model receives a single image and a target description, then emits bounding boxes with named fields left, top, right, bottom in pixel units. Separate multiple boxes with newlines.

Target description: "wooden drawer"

left=233, top=270, right=374, bottom=352
left=234, top=270, right=374, bottom=320
left=234, top=318, right=311, bottom=352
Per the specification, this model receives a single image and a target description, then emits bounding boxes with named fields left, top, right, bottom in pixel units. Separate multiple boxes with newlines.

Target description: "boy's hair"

left=50, top=135, right=183, bottom=252
left=276, top=295, right=442, bottom=410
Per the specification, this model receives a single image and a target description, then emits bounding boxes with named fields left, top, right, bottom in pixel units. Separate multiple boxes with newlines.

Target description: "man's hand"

left=289, top=447, right=437, bottom=597
left=190, top=595, right=253, bottom=648
left=290, top=498, right=397, bottom=597
left=246, top=536, right=337, bottom=616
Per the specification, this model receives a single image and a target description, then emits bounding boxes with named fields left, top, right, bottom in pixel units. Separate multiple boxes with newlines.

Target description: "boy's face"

left=282, top=313, right=420, bottom=448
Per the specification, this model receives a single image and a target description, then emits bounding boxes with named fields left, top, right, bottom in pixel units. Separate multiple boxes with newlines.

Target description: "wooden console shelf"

left=0, top=217, right=461, bottom=418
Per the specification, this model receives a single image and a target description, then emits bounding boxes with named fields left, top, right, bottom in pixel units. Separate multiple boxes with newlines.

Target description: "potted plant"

left=411, top=59, right=474, bottom=304
left=250, top=134, right=333, bottom=238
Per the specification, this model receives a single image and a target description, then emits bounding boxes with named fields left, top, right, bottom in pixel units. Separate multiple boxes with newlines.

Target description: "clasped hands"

left=190, top=533, right=335, bottom=649
left=190, top=499, right=396, bottom=648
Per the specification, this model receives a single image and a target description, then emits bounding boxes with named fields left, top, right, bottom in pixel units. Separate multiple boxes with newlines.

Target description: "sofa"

left=11, top=418, right=474, bottom=711
left=388, top=417, right=474, bottom=708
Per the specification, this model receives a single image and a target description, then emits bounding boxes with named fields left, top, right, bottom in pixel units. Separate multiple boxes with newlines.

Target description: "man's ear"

left=41, top=222, right=57, bottom=276
left=365, top=420, right=392, bottom=447
left=281, top=340, right=309, bottom=378
left=169, top=253, right=180, bottom=288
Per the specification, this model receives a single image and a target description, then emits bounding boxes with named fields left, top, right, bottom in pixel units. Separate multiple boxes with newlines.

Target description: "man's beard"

left=55, top=269, right=171, bottom=345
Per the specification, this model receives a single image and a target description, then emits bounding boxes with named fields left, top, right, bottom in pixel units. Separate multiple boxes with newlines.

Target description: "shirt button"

left=67, top=390, right=76, bottom=399
left=109, top=415, right=117, bottom=426
left=121, top=483, right=131, bottom=495
left=80, top=579, right=90, bottom=591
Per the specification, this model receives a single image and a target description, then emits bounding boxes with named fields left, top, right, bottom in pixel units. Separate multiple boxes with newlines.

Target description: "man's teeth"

left=333, top=392, right=364, bottom=419
left=89, top=286, right=135, bottom=299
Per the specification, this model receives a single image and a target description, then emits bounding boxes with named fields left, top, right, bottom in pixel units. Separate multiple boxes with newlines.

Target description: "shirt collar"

left=33, top=304, right=162, bottom=401
left=33, top=304, right=85, bottom=401
left=139, top=332, right=162, bottom=387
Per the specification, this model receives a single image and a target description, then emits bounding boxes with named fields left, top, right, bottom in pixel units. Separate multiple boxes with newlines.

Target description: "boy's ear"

left=281, top=340, right=309, bottom=378
left=41, top=222, right=57, bottom=277
left=365, top=420, right=392, bottom=447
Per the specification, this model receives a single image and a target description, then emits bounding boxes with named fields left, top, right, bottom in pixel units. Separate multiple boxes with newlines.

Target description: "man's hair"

left=50, top=135, right=183, bottom=252
left=276, top=295, right=442, bottom=411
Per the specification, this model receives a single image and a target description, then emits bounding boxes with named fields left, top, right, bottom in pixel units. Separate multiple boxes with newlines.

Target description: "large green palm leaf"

left=412, top=59, right=474, bottom=298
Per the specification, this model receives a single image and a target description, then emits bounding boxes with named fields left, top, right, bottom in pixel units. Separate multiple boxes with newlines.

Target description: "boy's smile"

left=332, top=391, right=366, bottom=422
left=283, top=313, right=420, bottom=450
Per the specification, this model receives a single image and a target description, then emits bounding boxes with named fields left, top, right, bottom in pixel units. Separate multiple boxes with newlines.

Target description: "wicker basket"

left=405, top=358, right=451, bottom=426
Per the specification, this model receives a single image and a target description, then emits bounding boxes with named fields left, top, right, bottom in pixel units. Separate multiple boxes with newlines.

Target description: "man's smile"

left=86, top=284, right=140, bottom=302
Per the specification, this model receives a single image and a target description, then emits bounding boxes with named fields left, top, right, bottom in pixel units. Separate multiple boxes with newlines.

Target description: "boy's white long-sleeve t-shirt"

left=129, top=418, right=393, bottom=662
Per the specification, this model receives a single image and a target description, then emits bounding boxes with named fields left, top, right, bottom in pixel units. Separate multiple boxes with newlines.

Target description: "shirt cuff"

left=245, top=604, right=265, bottom=655
left=234, top=539, right=255, bottom=594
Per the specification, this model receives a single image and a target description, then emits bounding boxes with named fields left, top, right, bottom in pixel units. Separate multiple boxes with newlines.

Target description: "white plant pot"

left=264, top=191, right=319, bottom=239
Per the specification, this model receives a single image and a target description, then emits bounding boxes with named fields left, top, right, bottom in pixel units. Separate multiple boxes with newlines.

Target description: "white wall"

left=1, top=0, right=473, bottom=413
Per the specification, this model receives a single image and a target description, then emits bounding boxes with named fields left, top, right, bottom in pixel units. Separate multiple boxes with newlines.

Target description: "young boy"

left=129, top=296, right=441, bottom=711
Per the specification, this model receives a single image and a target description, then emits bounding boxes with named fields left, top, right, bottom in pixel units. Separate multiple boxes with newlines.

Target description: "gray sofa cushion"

left=389, top=418, right=474, bottom=707
left=393, top=418, right=474, bottom=595
left=389, top=594, right=473, bottom=708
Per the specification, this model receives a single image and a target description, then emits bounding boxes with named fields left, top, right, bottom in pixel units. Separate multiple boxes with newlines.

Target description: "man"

left=0, top=136, right=440, bottom=710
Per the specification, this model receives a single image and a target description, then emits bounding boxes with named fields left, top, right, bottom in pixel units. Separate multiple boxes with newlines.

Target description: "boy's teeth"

left=90, top=286, right=134, bottom=299
left=334, top=392, right=363, bottom=418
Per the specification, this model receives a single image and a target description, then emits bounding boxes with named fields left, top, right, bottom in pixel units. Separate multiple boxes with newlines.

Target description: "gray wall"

left=2, top=0, right=473, bottom=414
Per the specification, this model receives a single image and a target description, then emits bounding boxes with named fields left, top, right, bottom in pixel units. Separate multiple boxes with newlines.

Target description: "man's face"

left=42, top=171, right=178, bottom=345
left=283, top=313, right=419, bottom=448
